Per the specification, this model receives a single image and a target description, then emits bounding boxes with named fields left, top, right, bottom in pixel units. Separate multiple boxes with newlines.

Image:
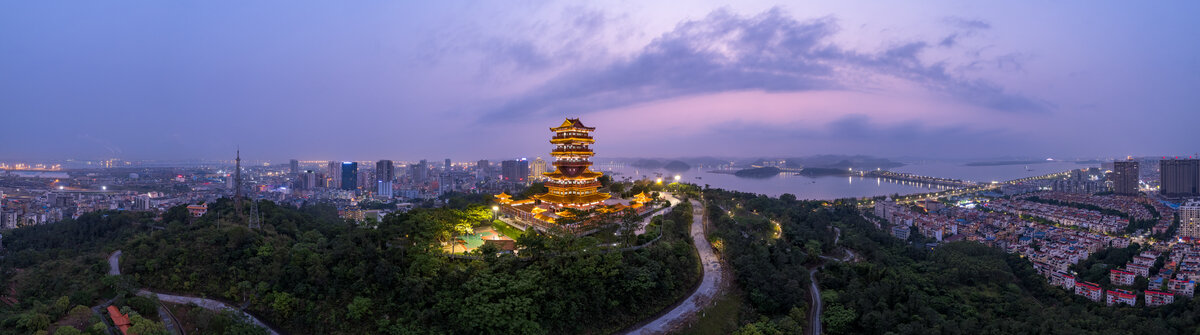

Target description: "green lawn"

left=492, top=220, right=525, bottom=239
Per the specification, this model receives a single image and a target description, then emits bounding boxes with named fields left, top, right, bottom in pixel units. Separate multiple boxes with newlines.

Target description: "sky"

left=1, top=1, right=1198, bottom=162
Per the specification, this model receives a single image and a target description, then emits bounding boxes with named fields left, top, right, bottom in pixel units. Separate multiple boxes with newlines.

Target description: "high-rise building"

left=327, top=161, right=342, bottom=189
left=341, top=162, right=358, bottom=191
left=445, top=158, right=452, bottom=172
left=299, top=170, right=319, bottom=190
left=410, top=160, right=429, bottom=184
left=1161, top=159, right=1200, bottom=198
left=1112, top=160, right=1139, bottom=195
left=476, top=160, right=490, bottom=179
left=536, top=118, right=610, bottom=209
left=501, top=159, right=529, bottom=182
left=376, top=160, right=394, bottom=198
left=530, top=157, right=547, bottom=181
left=289, top=159, right=299, bottom=175
left=1181, top=200, right=1200, bottom=239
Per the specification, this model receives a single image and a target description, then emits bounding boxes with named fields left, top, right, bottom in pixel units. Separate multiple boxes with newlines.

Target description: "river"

left=597, top=161, right=1095, bottom=200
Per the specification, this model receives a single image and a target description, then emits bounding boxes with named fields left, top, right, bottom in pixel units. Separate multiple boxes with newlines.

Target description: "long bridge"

left=855, top=170, right=1073, bottom=207
left=858, top=170, right=980, bottom=188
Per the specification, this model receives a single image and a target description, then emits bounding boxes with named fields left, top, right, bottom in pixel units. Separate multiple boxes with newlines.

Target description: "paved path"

left=808, top=226, right=854, bottom=335
left=625, top=198, right=721, bottom=335
left=808, top=268, right=822, bottom=335
left=107, top=249, right=281, bottom=335
left=107, top=250, right=122, bottom=275
left=140, top=290, right=280, bottom=335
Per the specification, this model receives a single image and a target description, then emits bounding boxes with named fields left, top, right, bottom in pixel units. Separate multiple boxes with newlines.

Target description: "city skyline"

left=2, top=1, right=1198, bottom=161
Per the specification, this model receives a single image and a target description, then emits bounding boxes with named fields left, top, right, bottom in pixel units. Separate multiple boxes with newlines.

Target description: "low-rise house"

left=1169, top=279, right=1195, bottom=297
left=1111, top=269, right=1136, bottom=286
left=1076, top=281, right=1104, bottom=302
left=1146, top=290, right=1175, bottom=307
left=1106, top=289, right=1136, bottom=307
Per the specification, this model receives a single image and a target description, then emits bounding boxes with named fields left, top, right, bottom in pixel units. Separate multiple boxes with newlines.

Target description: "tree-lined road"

left=626, top=198, right=721, bottom=335
left=107, top=250, right=281, bottom=335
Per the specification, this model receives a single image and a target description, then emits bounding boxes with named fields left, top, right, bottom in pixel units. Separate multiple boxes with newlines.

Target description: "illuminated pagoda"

left=535, top=118, right=611, bottom=209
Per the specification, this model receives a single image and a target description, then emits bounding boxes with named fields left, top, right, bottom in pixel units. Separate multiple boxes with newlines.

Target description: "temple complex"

left=496, top=118, right=651, bottom=234
left=536, top=118, right=611, bottom=209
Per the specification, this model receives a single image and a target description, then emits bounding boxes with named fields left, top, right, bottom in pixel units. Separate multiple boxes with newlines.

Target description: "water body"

left=599, top=161, right=1096, bottom=200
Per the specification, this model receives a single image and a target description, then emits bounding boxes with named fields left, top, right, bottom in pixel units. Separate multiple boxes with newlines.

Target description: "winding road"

left=808, top=227, right=854, bottom=335
left=107, top=250, right=281, bottom=335
left=625, top=198, right=722, bottom=335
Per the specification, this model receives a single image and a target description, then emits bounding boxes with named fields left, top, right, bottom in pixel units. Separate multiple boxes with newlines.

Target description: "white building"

left=1181, top=200, right=1200, bottom=239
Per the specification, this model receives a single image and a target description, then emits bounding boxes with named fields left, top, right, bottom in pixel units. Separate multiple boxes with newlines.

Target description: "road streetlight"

left=492, top=206, right=499, bottom=220
left=673, top=175, right=681, bottom=182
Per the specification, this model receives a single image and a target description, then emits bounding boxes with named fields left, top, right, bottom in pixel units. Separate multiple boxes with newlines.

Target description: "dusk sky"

left=2, top=1, right=1197, bottom=162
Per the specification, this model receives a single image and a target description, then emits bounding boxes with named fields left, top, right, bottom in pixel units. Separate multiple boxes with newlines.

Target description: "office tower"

left=1161, top=159, right=1200, bottom=198
left=327, top=161, right=342, bottom=189
left=530, top=157, right=547, bottom=181
left=1112, top=160, right=1139, bottom=195
left=376, top=160, right=394, bottom=198
left=340, top=162, right=358, bottom=191
left=289, top=159, right=299, bottom=175
left=1181, top=200, right=1200, bottom=238
left=445, top=158, right=452, bottom=172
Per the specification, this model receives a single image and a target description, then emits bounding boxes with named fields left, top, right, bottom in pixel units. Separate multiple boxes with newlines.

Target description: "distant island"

left=734, top=166, right=781, bottom=178
left=965, top=160, right=1050, bottom=167
left=663, top=160, right=691, bottom=172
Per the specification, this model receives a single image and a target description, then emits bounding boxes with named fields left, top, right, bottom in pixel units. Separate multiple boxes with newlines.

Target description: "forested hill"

left=703, top=189, right=1200, bottom=334
left=2, top=197, right=701, bottom=334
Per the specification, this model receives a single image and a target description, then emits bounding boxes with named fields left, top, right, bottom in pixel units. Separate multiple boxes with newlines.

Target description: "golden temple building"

left=535, top=118, right=611, bottom=209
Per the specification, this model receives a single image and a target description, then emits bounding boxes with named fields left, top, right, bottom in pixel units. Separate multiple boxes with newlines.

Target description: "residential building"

left=1050, top=271, right=1076, bottom=291
left=530, top=157, right=547, bottom=181
left=327, top=161, right=342, bottom=189
left=376, top=160, right=394, bottom=198
left=1106, top=289, right=1136, bottom=306
left=1076, top=282, right=1104, bottom=302
left=1145, top=290, right=1175, bottom=307
left=1169, top=279, right=1195, bottom=297
left=1112, top=160, right=1139, bottom=195
left=476, top=160, right=490, bottom=179
left=501, top=159, right=529, bottom=182
left=1160, top=158, right=1200, bottom=198
left=289, top=159, right=299, bottom=175
left=186, top=204, right=208, bottom=217
left=1111, top=269, right=1136, bottom=286
left=1181, top=200, right=1200, bottom=239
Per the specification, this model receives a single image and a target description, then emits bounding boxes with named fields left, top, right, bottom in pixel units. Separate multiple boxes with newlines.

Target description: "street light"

left=673, top=175, right=681, bottom=182
left=492, top=206, right=499, bottom=220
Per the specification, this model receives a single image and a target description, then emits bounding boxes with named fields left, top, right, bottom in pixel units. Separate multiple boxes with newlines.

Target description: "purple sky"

left=2, top=1, right=1197, bottom=162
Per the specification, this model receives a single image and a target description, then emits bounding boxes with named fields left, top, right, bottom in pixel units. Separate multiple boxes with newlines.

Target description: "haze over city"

left=3, top=1, right=1196, bottom=161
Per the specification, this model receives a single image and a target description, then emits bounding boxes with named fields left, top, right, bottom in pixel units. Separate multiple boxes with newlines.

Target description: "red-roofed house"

left=1169, top=279, right=1195, bottom=297
left=1106, top=289, right=1136, bottom=306
left=106, top=305, right=131, bottom=335
left=1110, top=269, right=1136, bottom=286
left=1076, top=281, right=1103, bottom=302
left=1146, top=290, right=1175, bottom=306
left=1050, top=271, right=1076, bottom=291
